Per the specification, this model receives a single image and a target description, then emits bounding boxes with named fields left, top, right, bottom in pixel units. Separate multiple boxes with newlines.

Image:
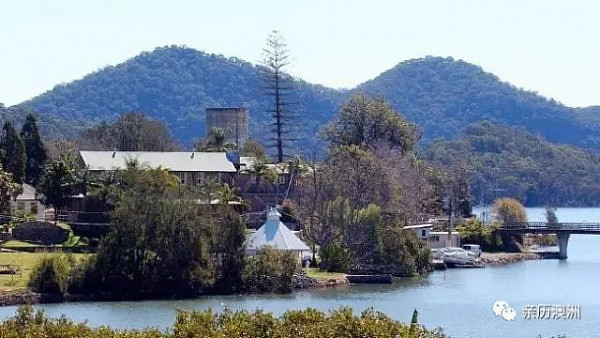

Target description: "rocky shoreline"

left=293, top=274, right=349, bottom=289
left=480, top=252, right=541, bottom=265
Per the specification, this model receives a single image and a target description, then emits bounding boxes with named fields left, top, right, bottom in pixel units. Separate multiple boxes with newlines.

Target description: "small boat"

left=435, top=247, right=478, bottom=266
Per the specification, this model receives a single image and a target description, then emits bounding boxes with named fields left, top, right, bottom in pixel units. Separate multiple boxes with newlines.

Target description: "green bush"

left=242, top=247, right=299, bottom=293
left=319, top=243, right=350, bottom=272
left=27, top=254, right=73, bottom=295
left=455, top=218, right=504, bottom=252
left=0, top=305, right=446, bottom=337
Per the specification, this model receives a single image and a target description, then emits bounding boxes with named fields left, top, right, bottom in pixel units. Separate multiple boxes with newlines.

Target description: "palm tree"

left=196, top=128, right=236, bottom=152
left=216, top=183, right=245, bottom=205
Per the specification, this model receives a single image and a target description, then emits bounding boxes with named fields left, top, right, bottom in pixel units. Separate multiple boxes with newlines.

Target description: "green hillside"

left=15, top=47, right=600, bottom=152
left=425, top=121, right=600, bottom=206
left=21, top=46, right=344, bottom=147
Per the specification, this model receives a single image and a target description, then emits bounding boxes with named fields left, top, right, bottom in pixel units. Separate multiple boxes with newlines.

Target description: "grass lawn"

left=0, top=240, right=44, bottom=249
left=306, top=268, right=346, bottom=281
left=0, top=252, right=90, bottom=291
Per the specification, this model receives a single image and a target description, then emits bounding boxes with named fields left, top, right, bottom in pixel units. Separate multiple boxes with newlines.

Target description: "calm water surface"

left=1, top=207, right=599, bottom=337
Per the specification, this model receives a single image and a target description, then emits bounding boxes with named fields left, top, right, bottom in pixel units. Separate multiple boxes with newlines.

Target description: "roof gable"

left=246, top=210, right=309, bottom=252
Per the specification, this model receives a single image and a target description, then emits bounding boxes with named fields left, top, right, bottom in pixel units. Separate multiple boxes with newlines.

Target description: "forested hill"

left=21, top=46, right=344, bottom=145
left=357, top=56, right=600, bottom=149
left=17, top=47, right=600, bottom=150
left=425, top=121, right=600, bottom=207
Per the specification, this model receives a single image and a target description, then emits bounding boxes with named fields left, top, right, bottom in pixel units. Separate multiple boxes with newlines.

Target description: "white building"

left=245, top=208, right=310, bottom=260
left=428, top=231, right=461, bottom=249
left=10, top=184, right=46, bottom=220
left=403, top=223, right=433, bottom=240
left=403, top=224, right=461, bottom=249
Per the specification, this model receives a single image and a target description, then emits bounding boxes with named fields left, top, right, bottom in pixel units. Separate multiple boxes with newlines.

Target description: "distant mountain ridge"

left=14, top=46, right=600, bottom=151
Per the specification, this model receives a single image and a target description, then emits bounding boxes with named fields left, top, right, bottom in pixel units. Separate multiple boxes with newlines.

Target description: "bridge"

left=497, top=222, right=600, bottom=259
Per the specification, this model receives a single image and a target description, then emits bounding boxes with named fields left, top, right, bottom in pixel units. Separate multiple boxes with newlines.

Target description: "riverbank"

left=0, top=272, right=350, bottom=307
left=480, top=252, right=541, bottom=265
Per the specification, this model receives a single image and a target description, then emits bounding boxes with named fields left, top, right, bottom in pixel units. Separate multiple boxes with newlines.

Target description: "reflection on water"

left=0, top=208, right=599, bottom=337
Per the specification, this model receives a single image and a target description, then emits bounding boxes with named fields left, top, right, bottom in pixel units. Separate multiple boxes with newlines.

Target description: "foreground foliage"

left=0, top=305, right=446, bottom=338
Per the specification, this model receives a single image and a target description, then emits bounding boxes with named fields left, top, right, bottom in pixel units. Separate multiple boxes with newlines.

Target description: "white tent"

left=245, top=208, right=310, bottom=259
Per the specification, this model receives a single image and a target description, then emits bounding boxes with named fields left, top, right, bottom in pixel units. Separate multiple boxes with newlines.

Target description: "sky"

left=1, top=0, right=599, bottom=107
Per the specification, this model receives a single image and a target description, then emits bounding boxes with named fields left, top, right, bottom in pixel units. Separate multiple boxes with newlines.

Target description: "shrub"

left=375, top=227, right=432, bottom=276
left=319, top=244, right=349, bottom=273
left=242, top=247, right=299, bottom=293
left=455, top=218, right=503, bottom=252
left=27, top=254, right=74, bottom=295
left=1, top=305, right=446, bottom=337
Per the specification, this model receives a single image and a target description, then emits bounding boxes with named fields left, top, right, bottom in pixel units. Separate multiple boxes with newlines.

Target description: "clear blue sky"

left=2, top=0, right=599, bottom=107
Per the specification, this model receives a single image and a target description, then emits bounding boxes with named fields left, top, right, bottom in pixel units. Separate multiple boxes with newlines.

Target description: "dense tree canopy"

left=19, top=48, right=600, bottom=152
left=323, top=94, right=419, bottom=153
left=79, top=112, right=181, bottom=151
left=426, top=121, right=600, bottom=206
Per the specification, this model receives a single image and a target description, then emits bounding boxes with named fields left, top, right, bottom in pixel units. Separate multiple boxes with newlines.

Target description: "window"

left=179, top=172, right=186, bottom=185
left=421, top=229, right=427, bottom=237
left=30, top=203, right=38, bottom=215
left=278, top=175, right=286, bottom=185
left=430, top=235, right=440, bottom=242
left=16, top=201, right=25, bottom=211
left=196, top=172, right=205, bottom=185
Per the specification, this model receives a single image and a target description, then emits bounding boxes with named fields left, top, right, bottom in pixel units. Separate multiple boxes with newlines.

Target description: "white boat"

left=434, top=247, right=478, bottom=266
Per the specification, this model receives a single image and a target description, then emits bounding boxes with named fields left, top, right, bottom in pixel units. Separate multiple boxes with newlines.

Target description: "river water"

left=1, top=207, right=599, bottom=337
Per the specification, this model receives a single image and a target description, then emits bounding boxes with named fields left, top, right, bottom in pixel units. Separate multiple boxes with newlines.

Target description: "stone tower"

left=205, top=107, right=249, bottom=148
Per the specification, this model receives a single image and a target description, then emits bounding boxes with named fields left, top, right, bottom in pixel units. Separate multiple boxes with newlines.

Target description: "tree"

left=242, top=246, right=298, bottom=293
left=241, top=140, right=268, bottom=161
left=79, top=112, right=181, bottom=151
left=38, top=160, right=76, bottom=223
left=492, top=198, right=527, bottom=227
left=545, top=206, right=558, bottom=226
left=20, top=114, right=48, bottom=186
left=0, top=122, right=26, bottom=184
left=323, top=94, right=420, bottom=153
left=93, top=167, right=214, bottom=294
left=0, top=169, right=20, bottom=216
left=261, top=30, right=294, bottom=163
left=445, top=165, right=472, bottom=218
left=212, top=208, right=246, bottom=293
left=492, top=197, right=526, bottom=252
left=195, top=127, right=236, bottom=152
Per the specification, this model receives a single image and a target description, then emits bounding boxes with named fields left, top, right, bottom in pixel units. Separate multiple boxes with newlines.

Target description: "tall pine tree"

left=0, top=122, right=26, bottom=184
left=261, top=30, right=295, bottom=163
left=20, top=114, right=47, bottom=186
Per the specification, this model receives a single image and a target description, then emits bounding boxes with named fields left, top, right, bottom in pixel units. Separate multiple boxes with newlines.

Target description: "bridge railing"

left=499, top=222, right=600, bottom=231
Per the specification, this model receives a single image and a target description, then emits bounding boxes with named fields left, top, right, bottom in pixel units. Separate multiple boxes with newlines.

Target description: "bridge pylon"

left=557, top=233, right=570, bottom=260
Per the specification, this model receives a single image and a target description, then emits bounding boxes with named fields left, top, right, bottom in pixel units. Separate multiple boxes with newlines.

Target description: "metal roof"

left=15, top=184, right=38, bottom=201
left=403, top=223, right=434, bottom=229
left=245, top=208, right=310, bottom=252
left=80, top=151, right=237, bottom=172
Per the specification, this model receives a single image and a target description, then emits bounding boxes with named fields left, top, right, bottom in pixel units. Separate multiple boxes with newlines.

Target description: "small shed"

left=403, top=223, right=434, bottom=240
left=428, top=231, right=461, bottom=249
left=245, top=208, right=310, bottom=260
